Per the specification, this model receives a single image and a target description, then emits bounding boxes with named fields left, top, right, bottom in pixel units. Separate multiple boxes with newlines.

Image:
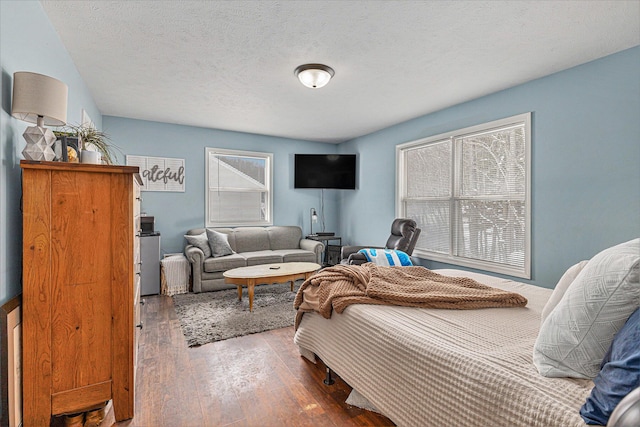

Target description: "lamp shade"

left=295, top=64, right=334, bottom=89
left=12, top=71, right=68, bottom=126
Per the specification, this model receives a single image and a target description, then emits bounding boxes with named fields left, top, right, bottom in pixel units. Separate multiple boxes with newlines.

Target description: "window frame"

left=205, top=147, right=273, bottom=228
left=396, top=113, right=531, bottom=278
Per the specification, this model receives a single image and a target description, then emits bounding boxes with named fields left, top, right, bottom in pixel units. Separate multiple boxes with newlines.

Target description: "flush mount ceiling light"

left=294, top=64, right=335, bottom=89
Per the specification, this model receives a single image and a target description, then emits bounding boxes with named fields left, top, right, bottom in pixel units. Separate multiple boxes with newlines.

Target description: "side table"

left=306, top=235, right=342, bottom=266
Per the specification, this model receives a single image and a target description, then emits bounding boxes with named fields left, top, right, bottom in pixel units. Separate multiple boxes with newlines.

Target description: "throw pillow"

left=541, top=260, right=589, bottom=324
left=206, top=229, right=234, bottom=258
left=533, top=238, right=640, bottom=379
left=358, top=248, right=413, bottom=266
left=580, top=308, right=640, bottom=425
left=184, top=232, right=211, bottom=258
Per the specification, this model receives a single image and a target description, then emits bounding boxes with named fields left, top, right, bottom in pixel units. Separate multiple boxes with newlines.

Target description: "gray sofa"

left=184, top=226, right=324, bottom=293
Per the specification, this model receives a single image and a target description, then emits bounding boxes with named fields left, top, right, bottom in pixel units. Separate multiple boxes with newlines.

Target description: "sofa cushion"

left=541, top=260, right=589, bottom=324
left=268, top=226, right=302, bottom=250
left=580, top=308, right=640, bottom=425
left=241, top=250, right=282, bottom=266
left=273, top=249, right=317, bottom=263
left=231, top=228, right=271, bottom=253
left=184, top=232, right=211, bottom=258
left=203, top=253, right=246, bottom=273
left=534, top=238, right=640, bottom=378
left=206, top=229, right=234, bottom=257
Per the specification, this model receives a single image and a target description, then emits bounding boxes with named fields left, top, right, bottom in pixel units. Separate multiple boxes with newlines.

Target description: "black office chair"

left=340, top=218, right=421, bottom=265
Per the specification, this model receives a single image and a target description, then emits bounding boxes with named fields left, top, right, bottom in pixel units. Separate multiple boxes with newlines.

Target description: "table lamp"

left=310, top=208, right=318, bottom=236
left=11, top=71, right=68, bottom=161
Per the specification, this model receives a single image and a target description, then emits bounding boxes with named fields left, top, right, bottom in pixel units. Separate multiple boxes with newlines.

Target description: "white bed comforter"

left=293, top=269, right=595, bottom=427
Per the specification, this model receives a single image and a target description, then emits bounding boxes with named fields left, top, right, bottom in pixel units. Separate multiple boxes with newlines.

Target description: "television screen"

left=294, top=154, right=357, bottom=189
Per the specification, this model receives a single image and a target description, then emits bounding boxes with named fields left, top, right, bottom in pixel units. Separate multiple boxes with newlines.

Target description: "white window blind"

left=397, top=113, right=531, bottom=278
left=205, top=148, right=273, bottom=227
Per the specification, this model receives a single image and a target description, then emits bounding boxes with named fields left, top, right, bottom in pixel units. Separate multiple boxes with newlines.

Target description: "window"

left=205, top=148, right=273, bottom=227
left=396, top=113, right=531, bottom=278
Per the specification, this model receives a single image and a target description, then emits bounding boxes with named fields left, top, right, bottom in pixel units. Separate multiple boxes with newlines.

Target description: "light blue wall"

left=1, top=2, right=638, bottom=297
left=339, top=46, right=640, bottom=289
left=1, top=2, right=636, bottom=423
left=0, top=1, right=102, bottom=306
left=103, top=116, right=340, bottom=255
left=0, top=1, right=103, bottom=421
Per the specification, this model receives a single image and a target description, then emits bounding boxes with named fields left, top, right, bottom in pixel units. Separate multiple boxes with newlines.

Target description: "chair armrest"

left=300, top=239, right=324, bottom=264
left=347, top=252, right=368, bottom=266
left=184, top=245, right=205, bottom=293
left=185, top=245, right=205, bottom=264
left=340, top=245, right=383, bottom=260
left=340, top=245, right=365, bottom=260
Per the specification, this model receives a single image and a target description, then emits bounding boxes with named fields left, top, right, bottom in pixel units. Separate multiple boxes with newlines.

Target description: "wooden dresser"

left=21, top=161, right=142, bottom=425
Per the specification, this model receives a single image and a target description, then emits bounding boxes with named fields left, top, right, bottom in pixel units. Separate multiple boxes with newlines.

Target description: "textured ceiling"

left=40, top=1, right=640, bottom=143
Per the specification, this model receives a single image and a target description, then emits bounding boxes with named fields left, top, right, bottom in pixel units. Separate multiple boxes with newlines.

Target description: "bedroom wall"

left=338, top=46, right=640, bottom=289
left=0, top=0, right=103, bottom=306
left=103, top=116, right=340, bottom=255
left=0, top=0, right=104, bottom=421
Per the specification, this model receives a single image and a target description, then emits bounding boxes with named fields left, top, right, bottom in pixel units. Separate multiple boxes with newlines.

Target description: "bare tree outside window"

left=397, top=113, right=530, bottom=278
left=457, top=125, right=526, bottom=268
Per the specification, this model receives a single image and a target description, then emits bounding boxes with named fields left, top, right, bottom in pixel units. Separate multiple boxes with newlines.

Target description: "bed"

left=293, top=269, right=595, bottom=427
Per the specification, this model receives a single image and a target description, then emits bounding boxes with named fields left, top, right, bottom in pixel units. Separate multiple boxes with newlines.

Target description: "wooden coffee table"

left=223, top=262, right=321, bottom=312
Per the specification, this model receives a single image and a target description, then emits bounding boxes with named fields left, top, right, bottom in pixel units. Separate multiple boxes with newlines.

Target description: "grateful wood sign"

left=126, top=155, right=185, bottom=192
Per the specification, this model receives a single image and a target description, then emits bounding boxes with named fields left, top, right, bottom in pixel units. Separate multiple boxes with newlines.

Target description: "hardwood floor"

left=101, top=295, right=394, bottom=427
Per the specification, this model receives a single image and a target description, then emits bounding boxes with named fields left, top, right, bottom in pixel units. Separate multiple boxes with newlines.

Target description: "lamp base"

left=22, top=125, right=56, bottom=161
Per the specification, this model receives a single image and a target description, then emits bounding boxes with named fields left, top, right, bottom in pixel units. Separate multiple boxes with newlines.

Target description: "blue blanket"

left=358, top=248, right=413, bottom=266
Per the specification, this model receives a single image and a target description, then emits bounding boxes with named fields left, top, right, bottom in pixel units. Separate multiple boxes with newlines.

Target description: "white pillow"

left=533, top=238, right=640, bottom=379
left=540, top=260, right=589, bottom=324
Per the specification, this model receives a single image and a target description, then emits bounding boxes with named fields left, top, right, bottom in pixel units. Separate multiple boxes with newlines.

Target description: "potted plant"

left=55, top=124, right=121, bottom=165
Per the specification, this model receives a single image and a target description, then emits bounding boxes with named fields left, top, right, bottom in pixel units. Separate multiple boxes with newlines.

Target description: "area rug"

left=172, top=282, right=299, bottom=347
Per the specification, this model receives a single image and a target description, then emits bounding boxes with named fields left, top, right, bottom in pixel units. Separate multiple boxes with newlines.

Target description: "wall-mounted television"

left=294, top=154, right=357, bottom=189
